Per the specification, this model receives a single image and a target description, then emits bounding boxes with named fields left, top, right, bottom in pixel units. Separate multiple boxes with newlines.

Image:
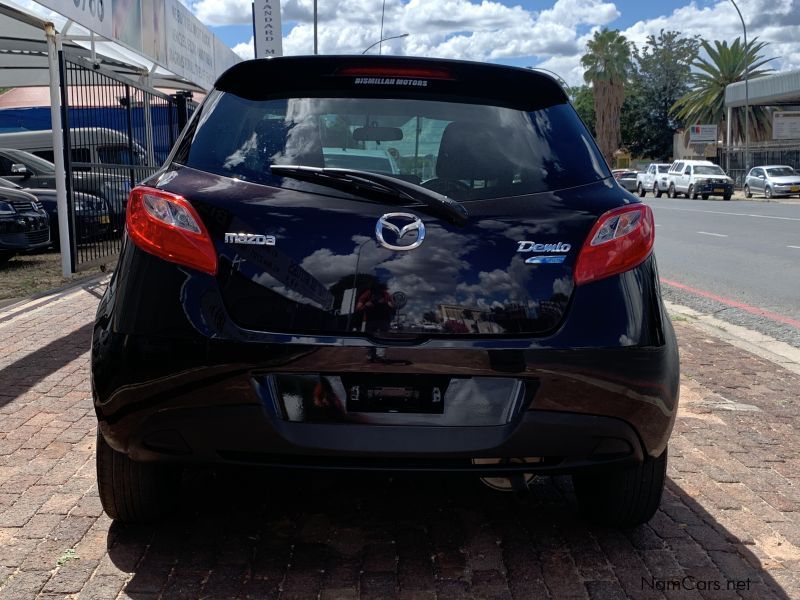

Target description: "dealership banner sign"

left=35, top=0, right=240, bottom=90
left=165, top=0, right=215, bottom=90
left=36, top=0, right=113, bottom=38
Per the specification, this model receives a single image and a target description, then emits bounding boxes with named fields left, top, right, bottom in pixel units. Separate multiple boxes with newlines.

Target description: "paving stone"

left=0, top=281, right=800, bottom=600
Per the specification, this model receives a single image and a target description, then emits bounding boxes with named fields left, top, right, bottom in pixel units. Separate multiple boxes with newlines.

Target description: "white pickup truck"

left=635, top=163, right=671, bottom=197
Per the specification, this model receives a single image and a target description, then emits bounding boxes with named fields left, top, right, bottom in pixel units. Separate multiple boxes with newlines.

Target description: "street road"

left=648, top=197, right=800, bottom=347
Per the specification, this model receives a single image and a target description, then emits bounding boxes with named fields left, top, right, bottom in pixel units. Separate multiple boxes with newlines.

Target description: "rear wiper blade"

left=269, top=165, right=468, bottom=227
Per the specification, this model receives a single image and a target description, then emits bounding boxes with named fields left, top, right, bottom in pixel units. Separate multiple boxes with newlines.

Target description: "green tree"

left=621, top=30, right=700, bottom=160
left=572, top=85, right=596, bottom=136
left=581, top=29, right=633, bottom=164
left=671, top=37, right=774, bottom=144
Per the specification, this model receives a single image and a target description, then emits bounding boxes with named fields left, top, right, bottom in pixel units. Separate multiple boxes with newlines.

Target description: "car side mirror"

left=10, top=163, right=31, bottom=179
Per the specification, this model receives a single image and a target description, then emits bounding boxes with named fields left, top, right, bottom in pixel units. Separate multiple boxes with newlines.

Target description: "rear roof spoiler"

left=214, top=55, right=569, bottom=111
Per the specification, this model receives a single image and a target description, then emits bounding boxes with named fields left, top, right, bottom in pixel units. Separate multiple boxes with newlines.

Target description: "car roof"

left=671, top=160, right=715, bottom=167
left=757, top=165, right=793, bottom=170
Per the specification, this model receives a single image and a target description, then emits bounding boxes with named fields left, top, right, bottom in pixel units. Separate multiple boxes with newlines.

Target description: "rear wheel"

left=701, top=194, right=709, bottom=200
left=765, top=186, right=772, bottom=199
left=744, top=185, right=752, bottom=198
left=572, top=447, right=667, bottom=527
left=637, top=183, right=646, bottom=197
left=96, top=429, right=180, bottom=523
left=0, top=252, right=12, bottom=266
left=723, top=193, right=732, bottom=201
left=653, top=184, right=663, bottom=198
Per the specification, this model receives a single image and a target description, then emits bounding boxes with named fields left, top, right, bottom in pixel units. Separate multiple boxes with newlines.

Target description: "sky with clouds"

left=187, top=0, right=800, bottom=87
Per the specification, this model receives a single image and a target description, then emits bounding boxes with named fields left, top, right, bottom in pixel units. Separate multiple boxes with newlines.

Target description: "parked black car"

left=0, top=185, right=50, bottom=264
left=0, top=147, right=130, bottom=232
left=92, top=56, right=679, bottom=526
left=0, top=177, right=110, bottom=244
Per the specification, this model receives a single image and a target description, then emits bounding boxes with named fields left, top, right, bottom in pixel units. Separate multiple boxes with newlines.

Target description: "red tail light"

left=126, top=186, right=217, bottom=275
left=574, top=204, right=654, bottom=286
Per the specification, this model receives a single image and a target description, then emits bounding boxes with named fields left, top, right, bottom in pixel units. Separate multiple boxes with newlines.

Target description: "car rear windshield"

left=174, top=91, right=609, bottom=202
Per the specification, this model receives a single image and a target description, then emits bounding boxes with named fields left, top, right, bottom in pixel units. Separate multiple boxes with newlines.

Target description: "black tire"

left=688, top=184, right=697, bottom=199
left=701, top=194, right=709, bottom=200
left=667, top=184, right=676, bottom=198
left=723, top=194, right=732, bottom=201
left=0, top=252, right=12, bottom=266
left=637, top=183, right=646, bottom=197
left=653, top=184, right=663, bottom=198
left=744, top=185, right=752, bottom=198
left=572, top=447, right=667, bottom=527
left=765, top=186, right=772, bottom=199
left=96, top=429, right=180, bottom=523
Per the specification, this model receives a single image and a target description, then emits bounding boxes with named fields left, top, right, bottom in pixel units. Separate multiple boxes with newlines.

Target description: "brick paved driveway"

left=0, top=282, right=798, bottom=599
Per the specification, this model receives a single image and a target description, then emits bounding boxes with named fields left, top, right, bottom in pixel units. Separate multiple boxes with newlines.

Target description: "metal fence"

left=717, top=143, right=800, bottom=188
left=58, top=52, right=195, bottom=272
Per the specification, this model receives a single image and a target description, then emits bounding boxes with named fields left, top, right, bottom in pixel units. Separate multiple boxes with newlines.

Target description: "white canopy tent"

left=0, top=1, right=213, bottom=275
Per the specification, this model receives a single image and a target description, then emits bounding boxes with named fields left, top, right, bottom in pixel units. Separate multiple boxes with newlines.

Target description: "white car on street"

left=636, top=163, right=671, bottom=197
left=666, top=160, right=733, bottom=200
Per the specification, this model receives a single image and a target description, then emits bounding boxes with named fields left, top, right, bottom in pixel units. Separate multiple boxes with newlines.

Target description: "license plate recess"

left=341, top=374, right=449, bottom=414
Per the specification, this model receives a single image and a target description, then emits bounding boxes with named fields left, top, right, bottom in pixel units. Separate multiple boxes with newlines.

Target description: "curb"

left=665, top=300, right=800, bottom=376
left=0, top=271, right=111, bottom=325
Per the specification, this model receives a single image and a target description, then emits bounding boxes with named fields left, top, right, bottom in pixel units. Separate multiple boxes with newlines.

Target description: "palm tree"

left=672, top=38, right=774, bottom=144
left=581, top=29, right=632, bottom=164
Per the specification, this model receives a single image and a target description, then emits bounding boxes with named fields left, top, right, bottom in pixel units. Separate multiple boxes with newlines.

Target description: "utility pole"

left=729, top=0, right=750, bottom=173
left=379, top=0, right=386, bottom=55
left=313, top=0, right=318, bottom=54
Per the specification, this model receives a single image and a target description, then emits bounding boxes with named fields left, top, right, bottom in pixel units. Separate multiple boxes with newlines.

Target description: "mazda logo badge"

left=375, top=213, right=426, bottom=251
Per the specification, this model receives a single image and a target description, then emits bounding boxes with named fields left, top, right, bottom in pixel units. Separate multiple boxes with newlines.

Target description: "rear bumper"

left=105, top=405, right=644, bottom=474
left=93, top=332, right=678, bottom=469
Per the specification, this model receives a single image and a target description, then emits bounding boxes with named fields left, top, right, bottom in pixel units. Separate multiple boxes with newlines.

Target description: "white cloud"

left=188, top=0, right=800, bottom=87
left=621, top=0, right=800, bottom=73
left=193, top=0, right=253, bottom=25
left=550, top=0, right=800, bottom=86
left=232, top=36, right=255, bottom=59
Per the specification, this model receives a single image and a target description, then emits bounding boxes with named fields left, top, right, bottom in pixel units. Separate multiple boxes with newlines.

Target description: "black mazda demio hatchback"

left=92, top=56, right=679, bottom=526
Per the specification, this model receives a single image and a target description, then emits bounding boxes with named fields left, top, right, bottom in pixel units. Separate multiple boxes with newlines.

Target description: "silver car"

left=617, top=170, right=640, bottom=193
left=744, top=165, right=800, bottom=199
